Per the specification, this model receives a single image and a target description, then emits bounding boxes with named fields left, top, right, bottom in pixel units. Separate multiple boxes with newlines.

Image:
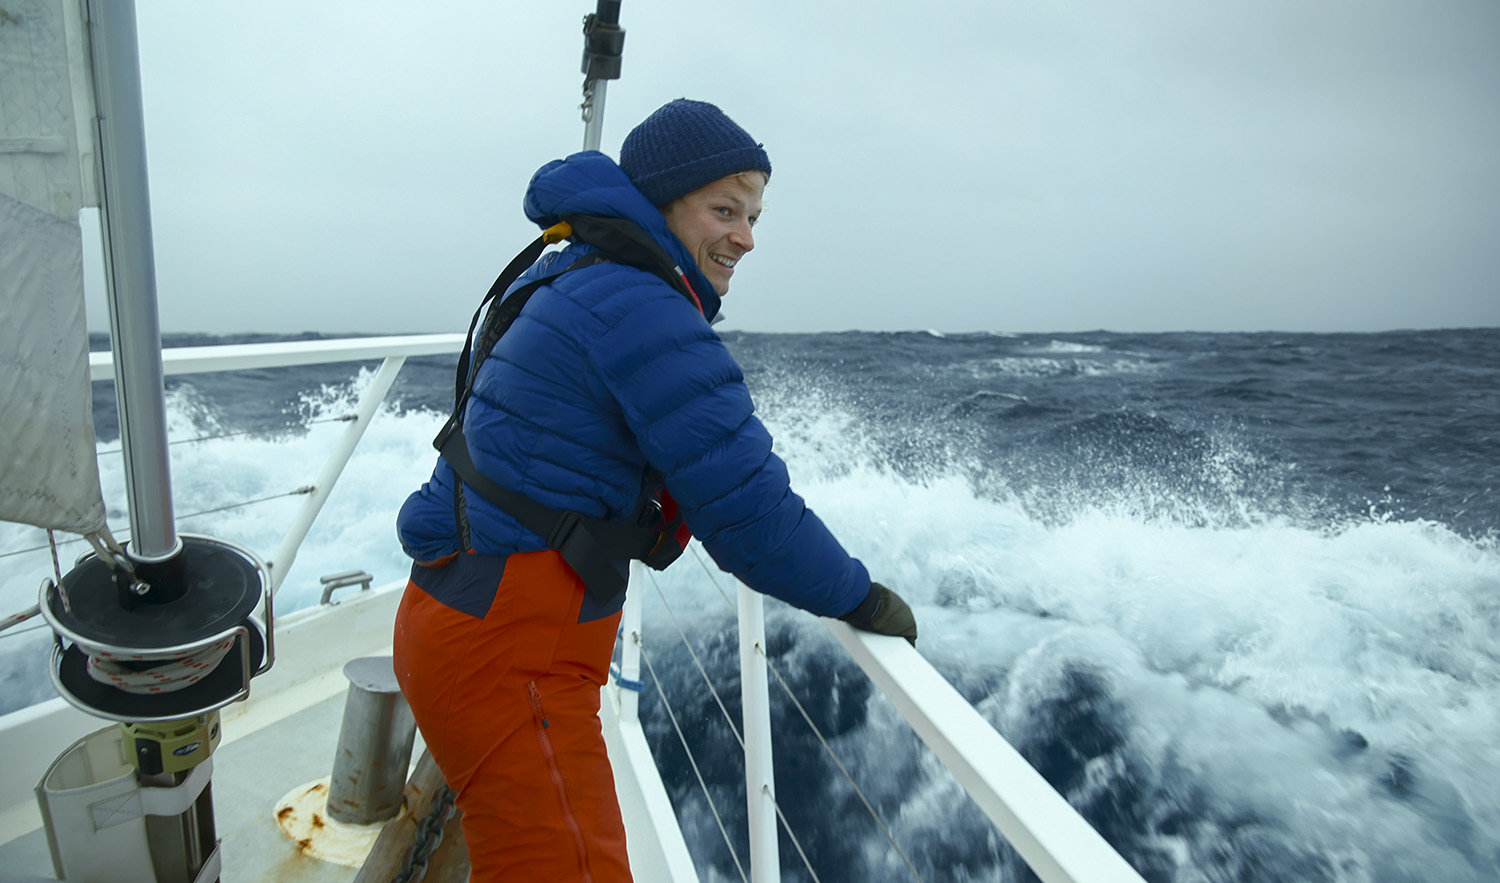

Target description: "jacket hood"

left=523, top=151, right=723, bottom=320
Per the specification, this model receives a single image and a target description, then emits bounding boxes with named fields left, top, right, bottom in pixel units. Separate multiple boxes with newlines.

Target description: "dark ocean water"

left=86, top=328, right=1500, bottom=540
left=52, top=327, right=1500, bottom=881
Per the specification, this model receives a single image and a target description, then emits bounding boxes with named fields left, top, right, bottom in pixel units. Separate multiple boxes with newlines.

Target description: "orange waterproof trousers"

left=392, top=550, right=631, bottom=882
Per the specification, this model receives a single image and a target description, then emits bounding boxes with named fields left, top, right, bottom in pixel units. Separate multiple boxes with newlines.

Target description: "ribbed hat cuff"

left=633, top=146, right=770, bottom=206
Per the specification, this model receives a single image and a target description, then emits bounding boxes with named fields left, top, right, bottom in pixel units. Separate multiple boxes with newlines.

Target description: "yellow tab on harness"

left=542, top=221, right=573, bottom=245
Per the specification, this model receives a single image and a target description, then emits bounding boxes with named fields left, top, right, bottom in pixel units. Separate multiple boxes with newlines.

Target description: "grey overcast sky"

left=97, top=0, right=1500, bottom=335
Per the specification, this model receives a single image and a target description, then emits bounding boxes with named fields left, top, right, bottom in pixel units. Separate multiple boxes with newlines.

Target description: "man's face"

left=662, top=173, right=766, bottom=296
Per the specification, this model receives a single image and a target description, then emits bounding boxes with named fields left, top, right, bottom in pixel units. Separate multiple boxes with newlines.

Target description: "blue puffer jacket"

left=397, top=151, right=870, bottom=619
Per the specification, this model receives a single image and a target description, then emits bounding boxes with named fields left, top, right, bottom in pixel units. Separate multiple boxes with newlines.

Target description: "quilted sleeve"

left=587, top=280, right=869, bottom=618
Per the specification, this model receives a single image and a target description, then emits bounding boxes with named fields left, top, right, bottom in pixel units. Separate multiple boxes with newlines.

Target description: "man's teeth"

left=711, top=254, right=737, bottom=269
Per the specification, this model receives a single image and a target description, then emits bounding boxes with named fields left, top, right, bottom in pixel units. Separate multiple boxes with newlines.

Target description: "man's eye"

left=716, top=206, right=733, bottom=217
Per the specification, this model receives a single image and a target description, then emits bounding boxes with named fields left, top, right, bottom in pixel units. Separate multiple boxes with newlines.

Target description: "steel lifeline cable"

left=646, top=548, right=927, bottom=882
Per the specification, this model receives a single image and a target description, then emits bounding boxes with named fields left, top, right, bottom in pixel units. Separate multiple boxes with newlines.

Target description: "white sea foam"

left=1037, top=339, right=1107, bottom=354
left=768, top=421, right=1500, bottom=878
left=962, top=352, right=1161, bottom=380
left=635, top=432, right=1500, bottom=878
left=951, top=338, right=1166, bottom=381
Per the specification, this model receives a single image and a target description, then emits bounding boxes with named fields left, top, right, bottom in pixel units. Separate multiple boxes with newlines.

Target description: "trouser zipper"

left=528, top=680, right=595, bottom=883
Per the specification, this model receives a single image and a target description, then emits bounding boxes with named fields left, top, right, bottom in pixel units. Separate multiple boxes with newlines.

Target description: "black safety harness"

left=433, top=215, right=701, bottom=603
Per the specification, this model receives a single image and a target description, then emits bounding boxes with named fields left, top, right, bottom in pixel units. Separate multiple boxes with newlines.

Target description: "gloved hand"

left=838, top=582, right=918, bottom=646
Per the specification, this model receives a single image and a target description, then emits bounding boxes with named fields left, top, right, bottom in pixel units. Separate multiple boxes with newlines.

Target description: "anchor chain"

left=393, top=786, right=458, bottom=883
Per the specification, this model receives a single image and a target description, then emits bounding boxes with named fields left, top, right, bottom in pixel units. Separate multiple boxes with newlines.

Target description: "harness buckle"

left=636, top=497, right=663, bottom=528
left=547, top=511, right=583, bottom=550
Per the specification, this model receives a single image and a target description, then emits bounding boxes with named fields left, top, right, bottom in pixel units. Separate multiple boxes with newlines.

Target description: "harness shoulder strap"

left=451, top=231, right=548, bottom=408
left=451, top=248, right=610, bottom=420
left=432, top=222, right=691, bottom=603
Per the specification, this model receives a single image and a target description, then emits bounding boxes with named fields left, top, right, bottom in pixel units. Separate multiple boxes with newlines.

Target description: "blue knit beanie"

left=620, top=99, right=771, bottom=206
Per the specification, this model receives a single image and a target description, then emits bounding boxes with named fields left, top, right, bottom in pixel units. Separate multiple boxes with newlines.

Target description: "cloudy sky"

left=89, top=0, right=1500, bottom=335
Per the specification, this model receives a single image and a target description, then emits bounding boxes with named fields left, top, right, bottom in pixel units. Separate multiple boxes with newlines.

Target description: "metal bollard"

left=326, top=656, right=417, bottom=825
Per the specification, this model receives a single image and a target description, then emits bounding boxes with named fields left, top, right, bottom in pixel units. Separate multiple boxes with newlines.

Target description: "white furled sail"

left=0, top=0, right=106, bottom=535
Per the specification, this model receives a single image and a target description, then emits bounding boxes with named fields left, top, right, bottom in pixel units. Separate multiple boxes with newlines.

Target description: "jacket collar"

left=523, top=151, right=723, bottom=320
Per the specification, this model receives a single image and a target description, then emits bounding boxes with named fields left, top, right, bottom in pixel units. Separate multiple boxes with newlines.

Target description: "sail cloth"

left=0, top=0, right=107, bottom=535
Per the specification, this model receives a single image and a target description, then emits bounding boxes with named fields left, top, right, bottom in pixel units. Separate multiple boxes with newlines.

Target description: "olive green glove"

left=838, top=582, right=918, bottom=646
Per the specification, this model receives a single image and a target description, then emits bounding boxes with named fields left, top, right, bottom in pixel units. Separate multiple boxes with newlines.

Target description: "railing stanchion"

left=620, top=565, right=643, bottom=723
left=738, top=582, right=780, bottom=882
left=267, top=355, right=405, bottom=595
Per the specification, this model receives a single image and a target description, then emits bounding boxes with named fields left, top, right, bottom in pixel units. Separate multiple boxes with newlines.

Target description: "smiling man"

left=659, top=171, right=763, bottom=294
left=393, top=98, right=917, bottom=883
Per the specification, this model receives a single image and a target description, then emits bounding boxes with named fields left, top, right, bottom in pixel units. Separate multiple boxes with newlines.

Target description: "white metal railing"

left=633, top=560, right=1150, bottom=883
left=817, top=622, right=1147, bottom=883
left=86, top=335, right=466, bottom=595
left=87, top=333, right=465, bottom=381
left=737, top=587, right=779, bottom=882
left=77, top=335, right=1145, bottom=882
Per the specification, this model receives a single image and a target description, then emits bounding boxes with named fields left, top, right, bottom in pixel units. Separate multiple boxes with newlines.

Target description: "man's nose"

left=731, top=220, right=755, bottom=252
